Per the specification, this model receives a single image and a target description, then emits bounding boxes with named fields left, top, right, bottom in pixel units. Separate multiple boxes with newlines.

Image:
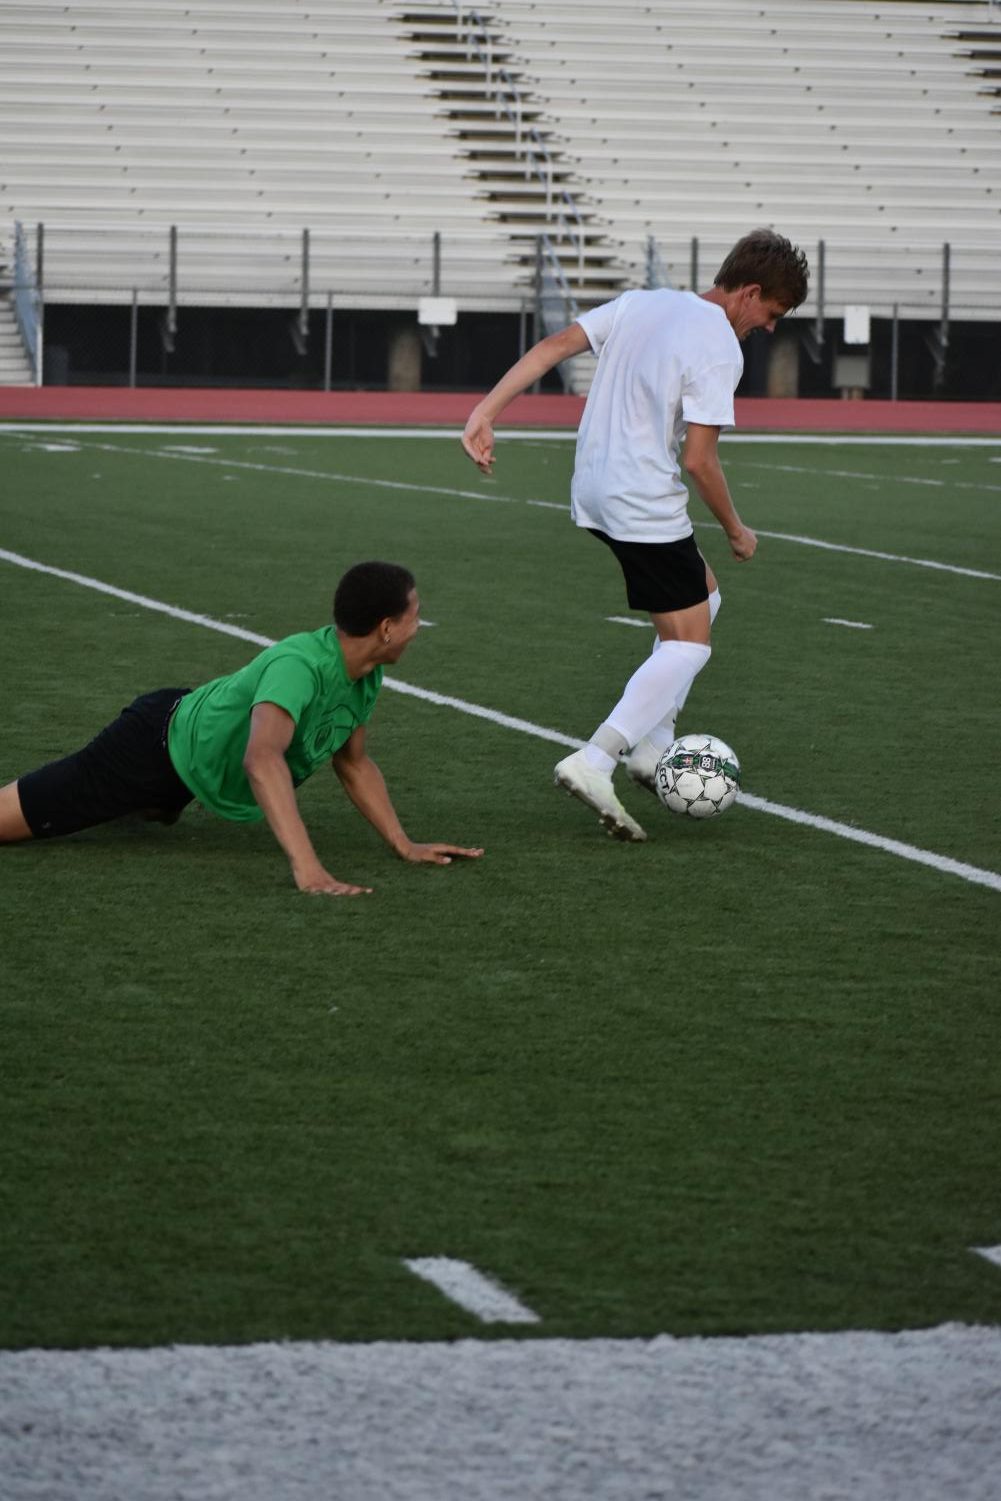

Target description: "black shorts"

left=17, top=688, right=194, bottom=840
left=589, top=529, right=710, bottom=613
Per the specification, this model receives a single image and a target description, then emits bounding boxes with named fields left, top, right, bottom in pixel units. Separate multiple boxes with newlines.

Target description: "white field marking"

left=3, top=422, right=1001, bottom=446
left=607, top=615, right=652, bottom=628
left=824, top=618, right=874, bottom=630
left=737, top=791, right=1001, bottom=894
left=973, top=1245, right=1001, bottom=1269
left=404, top=1258, right=541, bottom=1325
left=739, top=459, right=1001, bottom=496
left=526, top=498, right=569, bottom=511
left=418, top=618, right=436, bottom=628
left=380, top=675, right=579, bottom=749
left=12, top=433, right=994, bottom=583
left=23, top=436, right=531, bottom=508
left=3, top=546, right=1000, bottom=894
left=694, top=524, right=1001, bottom=582
left=161, top=444, right=219, bottom=454
left=0, top=548, right=276, bottom=651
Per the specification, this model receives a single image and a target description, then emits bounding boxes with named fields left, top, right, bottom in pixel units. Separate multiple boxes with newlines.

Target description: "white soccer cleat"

left=622, top=735, right=664, bottom=797
left=553, top=750, right=647, bottom=842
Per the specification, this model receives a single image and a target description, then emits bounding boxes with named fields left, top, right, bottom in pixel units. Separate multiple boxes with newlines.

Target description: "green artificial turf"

left=1, top=427, right=999, bottom=1349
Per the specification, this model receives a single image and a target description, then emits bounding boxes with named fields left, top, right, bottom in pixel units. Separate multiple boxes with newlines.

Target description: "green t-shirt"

left=167, top=627, right=383, bottom=822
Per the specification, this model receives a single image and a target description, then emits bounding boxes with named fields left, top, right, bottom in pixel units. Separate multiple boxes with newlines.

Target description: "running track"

left=1, top=386, right=1000, bottom=432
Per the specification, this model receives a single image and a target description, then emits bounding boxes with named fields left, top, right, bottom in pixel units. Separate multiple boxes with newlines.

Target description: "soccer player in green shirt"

left=0, top=561, right=483, bottom=896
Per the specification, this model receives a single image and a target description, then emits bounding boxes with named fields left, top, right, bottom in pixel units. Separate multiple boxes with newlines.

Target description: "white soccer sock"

left=641, top=589, right=722, bottom=751
left=579, top=723, right=627, bottom=773
left=603, top=639, right=712, bottom=750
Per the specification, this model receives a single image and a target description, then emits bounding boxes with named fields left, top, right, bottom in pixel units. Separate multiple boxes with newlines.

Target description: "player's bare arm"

left=243, top=701, right=373, bottom=897
left=682, top=422, right=757, bottom=562
left=462, top=323, right=592, bottom=473
left=332, top=727, right=483, bottom=867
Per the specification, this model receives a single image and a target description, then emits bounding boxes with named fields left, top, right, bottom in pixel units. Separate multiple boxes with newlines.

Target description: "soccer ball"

left=654, top=733, right=741, bottom=819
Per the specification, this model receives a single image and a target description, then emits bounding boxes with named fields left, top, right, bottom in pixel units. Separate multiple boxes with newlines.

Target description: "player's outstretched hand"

left=295, top=863, right=373, bottom=896
left=461, top=413, right=495, bottom=474
left=728, top=524, right=758, bottom=562
left=401, top=841, right=485, bottom=866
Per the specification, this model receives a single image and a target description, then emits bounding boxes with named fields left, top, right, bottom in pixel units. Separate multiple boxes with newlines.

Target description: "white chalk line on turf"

left=10, top=434, right=996, bottom=583
left=3, top=422, right=1001, bottom=446
left=705, top=524, right=1001, bottom=581
left=403, top=1258, right=541, bottom=1324
left=35, top=437, right=523, bottom=507
left=2, top=545, right=1000, bottom=895
left=739, top=459, right=1001, bottom=496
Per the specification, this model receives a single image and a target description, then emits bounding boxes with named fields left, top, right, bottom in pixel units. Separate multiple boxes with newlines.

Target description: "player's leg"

left=624, top=564, right=722, bottom=792
left=554, top=535, right=710, bottom=840
left=0, top=781, right=33, bottom=842
left=10, top=688, right=193, bottom=842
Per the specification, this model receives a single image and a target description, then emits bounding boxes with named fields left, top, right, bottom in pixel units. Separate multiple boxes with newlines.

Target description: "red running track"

left=0, top=386, right=999, bottom=433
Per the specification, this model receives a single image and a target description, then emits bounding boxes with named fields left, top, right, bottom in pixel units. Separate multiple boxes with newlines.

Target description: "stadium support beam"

left=925, top=243, right=951, bottom=392
left=290, top=229, right=310, bottom=357
left=802, top=239, right=826, bottom=365
left=159, top=226, right=177, bottom=355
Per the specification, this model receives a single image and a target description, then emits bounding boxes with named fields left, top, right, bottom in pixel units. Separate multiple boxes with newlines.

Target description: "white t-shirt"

left=571, top=288, right=743, bottom=542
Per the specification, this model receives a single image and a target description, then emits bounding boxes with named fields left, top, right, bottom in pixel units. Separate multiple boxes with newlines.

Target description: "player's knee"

left=0, top=781, right=34, bottom=843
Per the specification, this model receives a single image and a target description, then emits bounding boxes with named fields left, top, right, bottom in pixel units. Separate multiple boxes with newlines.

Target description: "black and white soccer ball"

left=654, top=733, right=741, bottom=819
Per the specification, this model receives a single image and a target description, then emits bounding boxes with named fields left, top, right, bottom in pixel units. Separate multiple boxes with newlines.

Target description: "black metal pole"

left=300, top=228, right=310, bottom=342
left=324, top=291, right=333, bottom=392
left=167, top=225, right=177, bottom=341
left=129, top=289, right=138, bottom=387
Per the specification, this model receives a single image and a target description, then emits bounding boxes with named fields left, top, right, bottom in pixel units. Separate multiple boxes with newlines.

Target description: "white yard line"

left=739, top=459, right=1001, bottom=495
left=972, top=1246, right=1001, bottom=1269
left=44, top=437, right=524, bottom=506
left=736, top=791, right=1001, bottom=894
left=607, top=615, right=651, bottom=628
left=403, top=1258, right=541, bottom=1325
left=2, top=546, right=999, bottom=894
left=718, top=526, right=1001, bottom=581
left=2, top=422, right=1001, bottom=446
left=8, top=433, right=993, bottom=581
left=824, top=618, right=874, bottom=630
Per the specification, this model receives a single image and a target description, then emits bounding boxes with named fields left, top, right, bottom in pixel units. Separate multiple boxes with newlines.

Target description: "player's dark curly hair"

left=333, top=560, right=416, bottom=636
left=714, top=229, right=809, bottom=310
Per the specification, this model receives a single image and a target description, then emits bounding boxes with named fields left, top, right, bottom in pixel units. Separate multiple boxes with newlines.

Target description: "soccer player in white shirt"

left=462, top=229, right=808, bottom=842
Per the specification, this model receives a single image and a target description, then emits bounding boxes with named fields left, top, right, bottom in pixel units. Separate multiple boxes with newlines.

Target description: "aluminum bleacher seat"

left=2, top=0, right=999, bottom=324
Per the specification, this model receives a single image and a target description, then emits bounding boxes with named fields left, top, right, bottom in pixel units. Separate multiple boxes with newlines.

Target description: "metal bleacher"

left=497, top=0, right=1001, bottom=321
left=0, top=1, right=519, bottom=311
left=1, top=0, right=1000, bottom=329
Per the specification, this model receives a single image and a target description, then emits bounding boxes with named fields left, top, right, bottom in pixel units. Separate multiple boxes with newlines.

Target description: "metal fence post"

left=129, top=289, right=138, bottom=387
left=323, top=291, right=333, bottom=392
left=159, top=225, right=178, bottom=353
left=300, top=227, right=310, bottom=345
left=689, top=235, right=698, bottom=292
left=890, top=302, right=899, bottom=402
left=36, top=221, right=45, bottom=386
left=532, top=235, right=543, bottom=391
left=167, top=225, right=177, bottom=342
